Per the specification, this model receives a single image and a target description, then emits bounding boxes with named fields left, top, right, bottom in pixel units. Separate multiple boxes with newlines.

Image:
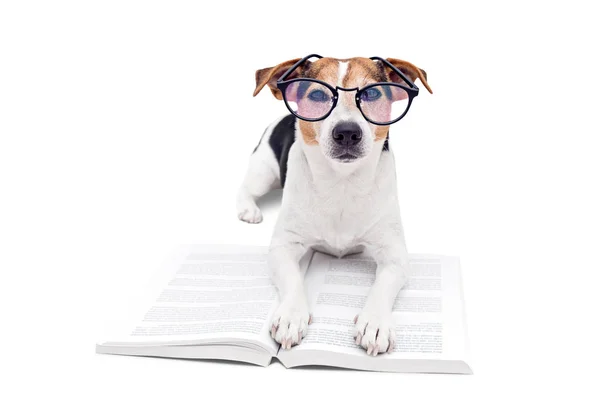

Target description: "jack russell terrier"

left=237, top=54, right=432, bottom=356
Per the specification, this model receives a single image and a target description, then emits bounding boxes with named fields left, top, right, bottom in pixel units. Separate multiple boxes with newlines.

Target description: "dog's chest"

left=294, top=178, right=388, bottom=254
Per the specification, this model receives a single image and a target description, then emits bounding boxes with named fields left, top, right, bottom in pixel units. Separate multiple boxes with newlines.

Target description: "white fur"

left=237, top=61, right=410, bottom=355
left=337, top=61, right=348, bottom=86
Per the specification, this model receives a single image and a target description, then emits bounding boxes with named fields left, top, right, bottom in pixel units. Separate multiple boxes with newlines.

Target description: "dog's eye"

left=360, top=88, right=382, bottom=102
left=308, top=89, right=329, bottom=102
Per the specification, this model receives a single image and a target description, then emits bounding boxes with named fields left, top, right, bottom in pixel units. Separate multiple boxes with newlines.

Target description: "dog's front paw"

left=353, top=310, right=395, bottom=356
left=270, top=296, right=311, bottom=349
left=236, top=200, right=263, bottom=224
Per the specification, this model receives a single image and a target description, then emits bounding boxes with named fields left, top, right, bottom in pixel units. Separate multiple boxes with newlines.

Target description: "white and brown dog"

left=237, top=55, right=431, bottom=355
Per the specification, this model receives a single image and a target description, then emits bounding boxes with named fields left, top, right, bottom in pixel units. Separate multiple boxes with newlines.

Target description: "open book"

left=96, top=245, right=471, bottom=374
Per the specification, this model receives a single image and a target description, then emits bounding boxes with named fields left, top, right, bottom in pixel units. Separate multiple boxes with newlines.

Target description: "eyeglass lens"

left=284, top=81, right=335, bottom=120
left=358, top=84, right=410, bottom=124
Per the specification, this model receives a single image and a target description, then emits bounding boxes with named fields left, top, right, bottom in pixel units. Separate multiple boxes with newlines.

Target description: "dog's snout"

left=332, top=122, right=362, bottom=146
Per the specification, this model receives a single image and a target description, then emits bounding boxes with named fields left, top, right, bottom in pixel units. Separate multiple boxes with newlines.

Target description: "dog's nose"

left=332, top=122, right=362, bottom=146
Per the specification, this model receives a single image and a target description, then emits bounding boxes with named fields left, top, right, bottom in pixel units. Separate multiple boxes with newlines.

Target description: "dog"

left=236, top=55, right=431, bottom=355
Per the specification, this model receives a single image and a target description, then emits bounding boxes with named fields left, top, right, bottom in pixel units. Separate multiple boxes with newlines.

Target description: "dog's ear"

left=253, top=58, right=310, bottom=99
left=384, top=58, right=433, bottom=94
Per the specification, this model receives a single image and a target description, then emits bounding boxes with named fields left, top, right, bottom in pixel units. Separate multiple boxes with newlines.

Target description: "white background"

left=1, top=0, right=599, bottom=398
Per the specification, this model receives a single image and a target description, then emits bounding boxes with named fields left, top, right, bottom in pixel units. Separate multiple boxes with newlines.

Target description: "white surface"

left=1, top=1, right=599, bottom=399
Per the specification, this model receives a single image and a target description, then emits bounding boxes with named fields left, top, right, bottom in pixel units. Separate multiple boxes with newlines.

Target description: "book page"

left=283, top=251, right=468, bottom=362
left=99, top=245, right=314, bottom=355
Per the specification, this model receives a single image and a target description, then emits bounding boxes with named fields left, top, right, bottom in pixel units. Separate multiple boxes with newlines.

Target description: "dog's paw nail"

left=353, top=315, right=358, bottom=324
left=270, top=298, right=310, bottom=349
left=387, top=337, right=395, bottom=353
left=308, top=314, right=312, bottom=324
left=353, top=310, right=394, bottom=356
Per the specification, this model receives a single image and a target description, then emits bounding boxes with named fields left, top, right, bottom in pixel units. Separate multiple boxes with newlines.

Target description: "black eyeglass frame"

left=276, top=54, right=420, bottom=126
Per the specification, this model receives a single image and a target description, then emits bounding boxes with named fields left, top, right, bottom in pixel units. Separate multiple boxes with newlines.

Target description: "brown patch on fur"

left=374, top=126, right=389, bottom=142
left=299, top=119, right=318, bottom=145
left=303, top=58, right=339, bottom=84
left=254, top=58, right=308, bottom=99
left=385, top=58, right=433, bottom=94
left=342, top=58, right=386, bottom=88
left=335, top=58, right=386, bottom=107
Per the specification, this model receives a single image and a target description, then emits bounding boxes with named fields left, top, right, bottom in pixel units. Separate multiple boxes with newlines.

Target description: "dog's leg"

left=268, top=243, right=310, bottom=349
left=353, top=246, right=409, bottom=356
left=236, top=148, right=279, bottom=224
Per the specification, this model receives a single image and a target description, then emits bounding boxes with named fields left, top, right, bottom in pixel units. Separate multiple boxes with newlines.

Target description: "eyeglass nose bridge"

left=335, top=86, right=359, bottom=92
left=333, top=86, right=361, bottom=102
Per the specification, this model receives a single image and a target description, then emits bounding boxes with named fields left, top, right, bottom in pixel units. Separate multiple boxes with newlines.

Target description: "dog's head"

left=253, top=56, right=432, bottom=165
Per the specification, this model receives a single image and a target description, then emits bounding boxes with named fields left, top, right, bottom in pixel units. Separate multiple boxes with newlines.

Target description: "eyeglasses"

left=276, top=54, right=420, bottom=126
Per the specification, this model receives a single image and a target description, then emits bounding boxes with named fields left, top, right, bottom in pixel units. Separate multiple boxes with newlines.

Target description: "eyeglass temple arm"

left=278, top=54, right=323, bottom=83
left=370, top=56, right=419, bottom=91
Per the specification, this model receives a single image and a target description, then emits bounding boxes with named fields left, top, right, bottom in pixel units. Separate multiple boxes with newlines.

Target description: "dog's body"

left=237, top=56, right=431, bottom=355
